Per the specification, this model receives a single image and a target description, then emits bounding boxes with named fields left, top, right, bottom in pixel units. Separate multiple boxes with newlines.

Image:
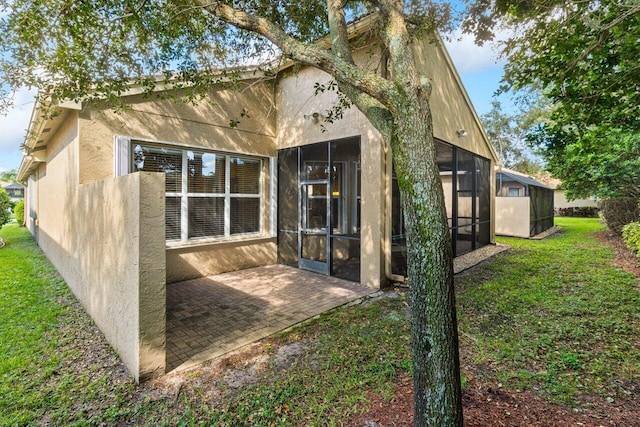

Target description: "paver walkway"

left=166, top=264, right=375, bottom=372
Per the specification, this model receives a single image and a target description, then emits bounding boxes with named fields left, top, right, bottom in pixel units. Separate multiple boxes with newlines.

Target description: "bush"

left=555, top=207, right=599, bottom=217
left=13, top=200, right=25, bottom=225
left=0, top=188, right=10, bottom=229
left=622, top=222, right=640, bottom=256
left=599, top=198, right=640, bottom=234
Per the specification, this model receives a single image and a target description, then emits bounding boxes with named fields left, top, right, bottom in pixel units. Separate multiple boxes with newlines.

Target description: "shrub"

left=0, top=188, right=10, bottom=229
left=13, top=200, right=25, bottom=225
left=622, top=222, right=640, bottom=256
left=599, top=198, right=640, bottom=234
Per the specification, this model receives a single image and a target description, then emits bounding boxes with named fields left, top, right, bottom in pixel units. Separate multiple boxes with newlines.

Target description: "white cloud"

left=444, top=28, right=508, bottom=76
left=0, top=87, right=36, bottom=153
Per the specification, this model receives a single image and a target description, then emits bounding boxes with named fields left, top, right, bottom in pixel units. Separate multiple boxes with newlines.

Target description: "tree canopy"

left=0, top=169, right=17, bottom=183
left=467, top=0, right=639, bottom=135
left=530, top=127, right=640, bottom=201
left=467, top=0, right=639, bottom=201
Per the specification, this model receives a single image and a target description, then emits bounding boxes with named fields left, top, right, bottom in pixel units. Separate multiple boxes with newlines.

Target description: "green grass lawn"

left=0, top=223, right=70, bottom=424
left=0, top=217, right=638, bottom=425
left=458, top=217, right=640, bottom=403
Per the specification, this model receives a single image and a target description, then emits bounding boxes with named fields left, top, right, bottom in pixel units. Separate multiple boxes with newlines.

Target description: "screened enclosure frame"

left=391, top=139, right=492, bottom=278
left=277, top=137, right=362, bottom=282
left=496, top=170, right=554, bottom=237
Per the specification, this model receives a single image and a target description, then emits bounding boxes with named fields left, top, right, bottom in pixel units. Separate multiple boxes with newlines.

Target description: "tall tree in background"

left=0, top=169, right=18, bottom=183
left=467, top=0, right=639, bottom=197
left=480, top=96, right=546, bottom=174
left=0, top=1, right=481, bottom=424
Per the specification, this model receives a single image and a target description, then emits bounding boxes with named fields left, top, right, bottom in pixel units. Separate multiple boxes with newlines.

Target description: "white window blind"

left=131, top=141, right=263, bottom=242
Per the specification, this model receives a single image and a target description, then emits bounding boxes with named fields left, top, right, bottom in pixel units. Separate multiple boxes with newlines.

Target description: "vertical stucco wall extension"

left=495, top=197, right=531, bottom=238
left=275, top=65, right=387, bottom=289
left=74, top=172, right=166, bottom=381
left=29, top=113, right=166, bottom=380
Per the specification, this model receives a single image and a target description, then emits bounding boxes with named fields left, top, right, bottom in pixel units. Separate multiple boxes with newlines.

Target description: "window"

left=132, top=142, right=262, bottom=242
left=508, top=187, right=520, bottom=197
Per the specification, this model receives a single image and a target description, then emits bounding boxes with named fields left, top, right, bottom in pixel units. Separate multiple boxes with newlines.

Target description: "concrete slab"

left=166, top=264, right=375, bottom=372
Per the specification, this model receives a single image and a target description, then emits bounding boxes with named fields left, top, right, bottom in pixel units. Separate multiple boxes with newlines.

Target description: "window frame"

left=508, top=187, right=521, bottom=197
left=125, top=139, right=265, bottom=245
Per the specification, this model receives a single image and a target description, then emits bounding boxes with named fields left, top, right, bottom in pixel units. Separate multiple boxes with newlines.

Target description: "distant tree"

left=511, top=159, right=542, bottom=176
left=480, top=96, right=546, bottom=172
left=0, top=188, right=11, bottom=228
left=466, top=0, right=640, bottom=136
left=0, top=169, right=18, bottom=183
left=528, top=127, right=640, bottom=201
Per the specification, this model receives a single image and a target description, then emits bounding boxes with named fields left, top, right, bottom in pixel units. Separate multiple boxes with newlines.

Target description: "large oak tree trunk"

left=390, top=96, right=463, bottom=426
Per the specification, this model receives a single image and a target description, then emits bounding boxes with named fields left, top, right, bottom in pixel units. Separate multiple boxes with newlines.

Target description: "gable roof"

left=4, top=183, right=25, bottom=190
left=18, top=13, right=499, bottom=181
left=498, top=168, right=553, bottom=190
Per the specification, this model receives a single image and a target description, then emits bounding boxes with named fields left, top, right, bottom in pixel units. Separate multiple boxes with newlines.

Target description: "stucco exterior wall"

left=166, top=238, right=277, bottom=283
left=28, top=113, right=166, bottom=380
left=412, top=39, right=494, bottom=161
left=77, top=81, right=280, bottom=283
left=78, top=81, right=277, bottom=184
left=276, top=38, right=497, bottom=286
left=495, top=197, right=531, bottom=238
left=276, top=62, right=386, bottom=289
left=554, top=190, right=597, bottom=209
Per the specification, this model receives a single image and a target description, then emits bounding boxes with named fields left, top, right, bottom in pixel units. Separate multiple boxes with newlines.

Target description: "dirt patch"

left=593, top=230, right=640, bottom=279
left=349, top=375, right=640, bottom=427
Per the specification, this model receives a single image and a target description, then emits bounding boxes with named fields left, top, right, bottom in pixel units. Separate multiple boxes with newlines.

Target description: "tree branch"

left=193, top=0, right=399, bottom=110
left=372, top=0, right=423, bottom=96
left=323, top=0, right=393, bottom=138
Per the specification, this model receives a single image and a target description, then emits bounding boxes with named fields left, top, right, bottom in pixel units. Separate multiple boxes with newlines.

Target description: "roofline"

left=275, top=16, right=501, bottom=164
left=435, top=32, right=501, bottom=164
left=498, top=168, right=554, bottom=189
left=18, top=13, right=501, bottom=179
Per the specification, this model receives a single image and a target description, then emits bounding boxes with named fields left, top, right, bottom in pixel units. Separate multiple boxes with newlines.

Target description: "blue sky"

left=0, top=31, right=508, bottom=174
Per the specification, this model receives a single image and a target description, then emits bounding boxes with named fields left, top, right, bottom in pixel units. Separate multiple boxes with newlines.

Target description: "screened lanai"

left=277, top=137, right=362, bottom=283
left=390, top=139, right=492, bottom=278
left=495, top=169, right=554, bottom=238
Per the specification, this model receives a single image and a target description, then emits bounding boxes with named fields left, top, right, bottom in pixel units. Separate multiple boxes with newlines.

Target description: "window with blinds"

left=131, top=142, right=262, bottom=242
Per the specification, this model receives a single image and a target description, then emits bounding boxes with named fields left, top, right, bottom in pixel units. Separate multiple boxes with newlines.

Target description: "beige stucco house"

left=17, top=28, right=499, bottom=380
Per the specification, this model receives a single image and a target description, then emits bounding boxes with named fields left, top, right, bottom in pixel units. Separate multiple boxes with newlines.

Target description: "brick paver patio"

left=166, top=264, right=375, bottom=372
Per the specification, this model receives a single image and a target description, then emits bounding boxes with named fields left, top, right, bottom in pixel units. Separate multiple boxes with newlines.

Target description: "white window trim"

left=118, top=137, right=270, bottom=246
left=113, top=136, right=131, bottom=177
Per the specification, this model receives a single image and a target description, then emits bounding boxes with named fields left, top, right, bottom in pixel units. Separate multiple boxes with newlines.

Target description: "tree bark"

left=390, top=96, right=463, bottom=426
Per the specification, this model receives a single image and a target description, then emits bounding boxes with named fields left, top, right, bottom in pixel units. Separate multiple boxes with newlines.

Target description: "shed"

left=495, top=169, right=554, bottom=237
